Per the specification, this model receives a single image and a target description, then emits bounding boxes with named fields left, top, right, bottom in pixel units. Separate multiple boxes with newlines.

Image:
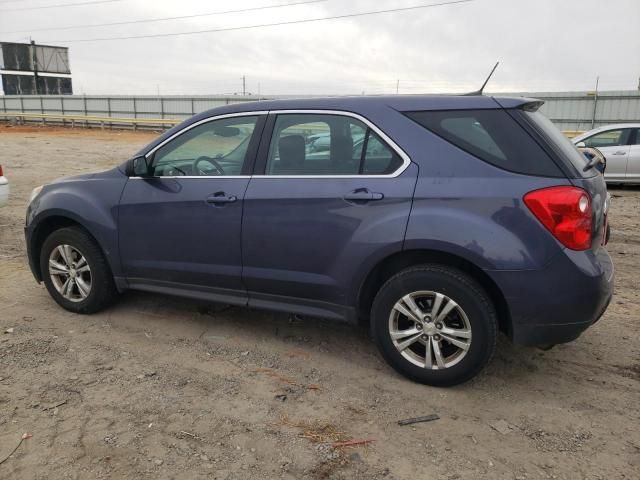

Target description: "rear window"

left=405, top=109, right=563, bottom=177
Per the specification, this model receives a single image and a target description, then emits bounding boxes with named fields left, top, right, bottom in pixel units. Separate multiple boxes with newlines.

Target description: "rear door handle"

left=612, top=151, right=627, bottom=155
left=343, top=189, right=384, bottom=202
left=206, top=192, right=237, bottom=205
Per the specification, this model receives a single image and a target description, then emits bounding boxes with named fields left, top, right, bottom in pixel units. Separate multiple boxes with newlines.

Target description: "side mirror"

left=131, top=155, right=151, bottom=177
left=575, top=141, right=586, bottom=148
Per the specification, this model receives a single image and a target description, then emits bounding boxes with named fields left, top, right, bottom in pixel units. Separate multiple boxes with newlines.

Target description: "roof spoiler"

left=519, top=100, right=545, bottom=112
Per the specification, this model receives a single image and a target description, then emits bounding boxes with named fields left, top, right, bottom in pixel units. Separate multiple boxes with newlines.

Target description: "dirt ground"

left=0, top=124, right=638, bottom=480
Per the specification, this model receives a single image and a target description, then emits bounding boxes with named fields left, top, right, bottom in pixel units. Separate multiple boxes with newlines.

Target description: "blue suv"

left=25, top=95, right=613, bottom=386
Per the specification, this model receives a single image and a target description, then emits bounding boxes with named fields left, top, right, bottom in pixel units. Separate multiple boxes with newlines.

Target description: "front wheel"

left=371, top=265, right=497, bottom=386
left=40, top=226, right=118, bottom=314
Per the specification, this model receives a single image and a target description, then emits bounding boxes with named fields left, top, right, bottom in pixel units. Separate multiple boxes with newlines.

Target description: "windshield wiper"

left=582, top=154, right=607, bottom=173
left=579, top=148, right=605, bottom=173
left=582, top=156, right=600, bottom=172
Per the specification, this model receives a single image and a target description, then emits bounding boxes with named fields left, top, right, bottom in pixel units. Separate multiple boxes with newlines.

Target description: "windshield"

left=523, top=110, right=591, bottom=177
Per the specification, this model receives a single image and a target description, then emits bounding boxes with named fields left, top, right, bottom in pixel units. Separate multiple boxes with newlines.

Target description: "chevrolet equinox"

left=25, top=95, right=614, bottom=386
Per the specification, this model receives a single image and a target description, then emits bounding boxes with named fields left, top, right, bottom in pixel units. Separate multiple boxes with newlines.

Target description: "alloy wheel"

left=48, top=244, right=92, bottom=302
left=388, top=290, right=472, bottom=369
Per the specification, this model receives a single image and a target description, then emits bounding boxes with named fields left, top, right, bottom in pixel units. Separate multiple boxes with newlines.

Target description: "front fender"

left=26, top=169, right=128, bottom=277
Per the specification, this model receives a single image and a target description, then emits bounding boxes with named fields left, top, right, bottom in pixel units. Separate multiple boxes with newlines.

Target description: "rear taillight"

left=0, top=165, right=3, bottom=176
left=524, top=186, right=592, bottom=251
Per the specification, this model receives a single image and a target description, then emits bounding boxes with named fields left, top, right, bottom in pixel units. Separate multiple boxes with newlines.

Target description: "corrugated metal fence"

left=522, top=90, right=640, bottom=132
left=1, top=90, right=639, bottom=132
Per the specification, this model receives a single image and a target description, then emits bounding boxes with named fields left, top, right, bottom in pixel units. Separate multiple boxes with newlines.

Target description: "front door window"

left=583, top=129, right=631, bottom=148
left=151, top=116, right=259, bottom=177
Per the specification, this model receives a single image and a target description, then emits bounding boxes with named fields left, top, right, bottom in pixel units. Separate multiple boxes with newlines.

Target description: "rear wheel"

left=40, top=226, right=118, bottom=314
left=371, top=265, right=497, bottom=386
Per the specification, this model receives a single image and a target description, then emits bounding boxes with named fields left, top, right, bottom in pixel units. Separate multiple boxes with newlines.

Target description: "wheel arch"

left=29, top=214, right=112, bottom=282
left=356, top=248, right=512, bottom=337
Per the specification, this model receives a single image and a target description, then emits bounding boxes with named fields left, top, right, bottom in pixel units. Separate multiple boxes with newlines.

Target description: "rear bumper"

left=510, top=293, right=611, bottom=345
left=489, top=247, right=614, bottom=346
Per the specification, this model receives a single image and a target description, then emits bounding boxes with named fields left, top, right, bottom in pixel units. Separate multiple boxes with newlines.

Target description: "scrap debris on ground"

left=397, top=414, right=440, bottom=426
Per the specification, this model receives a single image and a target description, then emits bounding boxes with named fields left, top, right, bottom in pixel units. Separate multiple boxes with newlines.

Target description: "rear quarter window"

left=522, top=110, right=591, bottom=177
left=405, top=109, right=564, bottom=177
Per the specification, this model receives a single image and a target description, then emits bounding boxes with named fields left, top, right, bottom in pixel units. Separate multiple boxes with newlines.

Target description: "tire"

left=371, top=265, right=497, bottom=387
left=40, top=226, right=118, bottom=314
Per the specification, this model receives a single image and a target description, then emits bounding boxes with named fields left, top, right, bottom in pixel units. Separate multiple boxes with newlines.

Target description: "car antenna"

left=464, top=61, right=500, bottom=96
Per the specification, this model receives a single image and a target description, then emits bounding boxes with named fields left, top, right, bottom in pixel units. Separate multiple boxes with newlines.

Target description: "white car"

left=572, top=124, right=640, bottom=184
left=0, top=165, right=8, bottom=207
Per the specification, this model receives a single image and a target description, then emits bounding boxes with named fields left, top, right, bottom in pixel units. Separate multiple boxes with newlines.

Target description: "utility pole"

left=31, top=40, right=39, bottom=95
left=242, top=75, right=246, bottom=96
left=591, top=76, right=599, bottom=129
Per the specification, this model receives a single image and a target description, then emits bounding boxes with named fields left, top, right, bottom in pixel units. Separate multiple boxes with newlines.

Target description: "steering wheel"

left=194, top=156, right=225, bottom=176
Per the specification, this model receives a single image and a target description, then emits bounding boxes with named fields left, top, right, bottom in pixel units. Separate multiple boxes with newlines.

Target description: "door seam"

left=239, top=111, right=270, bottom=304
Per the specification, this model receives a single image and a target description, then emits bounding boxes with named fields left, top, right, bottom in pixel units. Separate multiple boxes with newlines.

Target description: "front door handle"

left=206, top=192, right=237, bottom=205
left=343, top=188, right=384, bottom=202
left=612, top=151, right=627, bottom=155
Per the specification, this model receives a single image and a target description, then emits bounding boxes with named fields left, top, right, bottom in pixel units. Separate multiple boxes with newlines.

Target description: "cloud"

left=1, top=0, right=638, bottom=94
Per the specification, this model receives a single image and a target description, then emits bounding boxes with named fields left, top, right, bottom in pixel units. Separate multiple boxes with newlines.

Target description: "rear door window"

left=405, top=109, right=563, bottom=177
left=265, top=113, right=403, bottom=176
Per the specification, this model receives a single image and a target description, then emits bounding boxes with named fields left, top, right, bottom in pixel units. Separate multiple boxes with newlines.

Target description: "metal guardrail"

left=0, top=110, right=585, bottom=138
left=0, top=94, right=260, bottom=131
left=0, top=111, right=179, bottom=130
left=1, top=91, right=638, bottom=132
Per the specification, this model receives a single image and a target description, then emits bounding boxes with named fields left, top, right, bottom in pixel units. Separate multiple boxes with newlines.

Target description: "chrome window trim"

left=145, top=111, right=268, bottom=159
left=131, top=108, right=412, bottom=180
left=129, top=176, right=251, bottom=179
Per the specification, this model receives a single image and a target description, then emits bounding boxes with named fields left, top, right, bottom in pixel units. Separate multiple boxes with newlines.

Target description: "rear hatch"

left=509, top=104, right=609, bottom=251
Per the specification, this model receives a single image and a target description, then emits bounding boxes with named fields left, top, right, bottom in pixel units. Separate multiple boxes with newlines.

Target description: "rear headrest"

left=278, top=135, right=305, bottom=168
left=331, top=135, right=353, bottom=164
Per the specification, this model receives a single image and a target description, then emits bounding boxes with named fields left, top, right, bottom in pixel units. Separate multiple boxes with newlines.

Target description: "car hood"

left=49, top=167, right=125, bottom=185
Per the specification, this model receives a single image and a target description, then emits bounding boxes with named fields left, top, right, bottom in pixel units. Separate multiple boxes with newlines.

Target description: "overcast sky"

left=0, top=0, right=638, bottom=95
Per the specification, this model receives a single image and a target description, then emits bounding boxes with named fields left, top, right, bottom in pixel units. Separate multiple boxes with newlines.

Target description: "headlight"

left=29, top=185, right=43, bottom=204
